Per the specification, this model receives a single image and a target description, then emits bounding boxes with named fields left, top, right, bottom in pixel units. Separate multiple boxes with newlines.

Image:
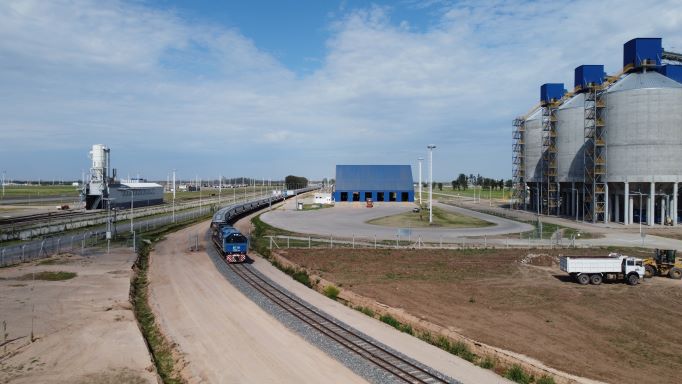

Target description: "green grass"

left=322, top=285, right=340, bottom=300
left=17, top=271, right=76, bottom=281
left=424, top=186, right=509, bottom=200
left=367, top=206, right=493, bottom=228
left=505, top=364, right=532, bottom=384
left=302, top=204, right=333, bottom=211
left=355, top=306, right=375, bottom=317
left=0, top=185, right=80, bottom=198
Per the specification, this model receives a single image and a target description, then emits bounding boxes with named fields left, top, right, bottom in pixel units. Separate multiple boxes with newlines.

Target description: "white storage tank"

left=556, top=93, right=585, bottom=182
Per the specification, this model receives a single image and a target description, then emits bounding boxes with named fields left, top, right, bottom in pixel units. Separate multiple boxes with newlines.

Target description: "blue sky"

left=1, top=0, right=681, bottom=182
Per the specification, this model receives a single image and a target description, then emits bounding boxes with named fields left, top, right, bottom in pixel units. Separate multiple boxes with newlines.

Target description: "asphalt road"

left=261, top=199, right=533, bottom=242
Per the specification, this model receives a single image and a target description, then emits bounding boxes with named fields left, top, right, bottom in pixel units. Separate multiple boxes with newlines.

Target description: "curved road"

left=261, top=200, right=533, bottom=242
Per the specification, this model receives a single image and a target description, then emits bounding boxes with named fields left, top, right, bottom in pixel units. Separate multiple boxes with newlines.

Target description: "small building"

left=314, top=193, right=332, bottom=205
left=333, top=165, right=414, bottom=202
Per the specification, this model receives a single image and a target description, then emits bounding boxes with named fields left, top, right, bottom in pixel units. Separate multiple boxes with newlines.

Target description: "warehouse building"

left=333, top=165, right=414, bottom=203
left=512, top=37, right=682, bottom=226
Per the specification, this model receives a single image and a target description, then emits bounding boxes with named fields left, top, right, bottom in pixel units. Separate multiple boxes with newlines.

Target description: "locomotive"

left=211, top=223, right=249, bottom=263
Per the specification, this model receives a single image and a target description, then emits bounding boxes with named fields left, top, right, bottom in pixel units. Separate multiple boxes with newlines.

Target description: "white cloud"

left=0, top=0, right=680, bottom=180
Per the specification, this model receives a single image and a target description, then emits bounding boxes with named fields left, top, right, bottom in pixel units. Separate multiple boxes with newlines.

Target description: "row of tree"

left=451, top=174, right=512, bottom=190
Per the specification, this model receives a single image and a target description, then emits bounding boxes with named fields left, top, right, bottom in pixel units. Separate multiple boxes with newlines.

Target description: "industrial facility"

left=333, top=165, right=414, bottom=202
left=512, top=37, right=682, bottom=226
left=81, top=144, right=164, bottom=210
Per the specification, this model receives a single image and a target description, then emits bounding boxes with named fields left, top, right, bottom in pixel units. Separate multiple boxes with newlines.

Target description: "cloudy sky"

left=1, top=0, right=680, bottom=182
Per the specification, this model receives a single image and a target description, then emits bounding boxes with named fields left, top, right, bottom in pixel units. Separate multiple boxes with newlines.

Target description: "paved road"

left=261, top=199, right=533, bottom=242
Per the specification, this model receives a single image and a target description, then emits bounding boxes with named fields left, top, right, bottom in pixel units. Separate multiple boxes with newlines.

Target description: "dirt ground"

left=282, top=247, right=682, bottom=384
left=147, top=221, right=368, bottom=384
left=0, top=251, right=155, bottom=384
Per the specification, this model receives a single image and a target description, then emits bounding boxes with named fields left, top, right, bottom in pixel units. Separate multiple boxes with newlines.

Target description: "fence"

left=0, top=203, right=217, bottom=267
left=266, top=230, right=581, bottom=251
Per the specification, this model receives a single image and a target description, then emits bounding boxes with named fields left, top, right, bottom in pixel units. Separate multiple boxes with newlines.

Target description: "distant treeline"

left=285, top=175, right=309, bottom=189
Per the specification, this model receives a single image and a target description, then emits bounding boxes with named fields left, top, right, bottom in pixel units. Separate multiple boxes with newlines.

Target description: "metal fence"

left=0, top=203, right=215, bottom=267
left=266, top=231, right=581, bottom=251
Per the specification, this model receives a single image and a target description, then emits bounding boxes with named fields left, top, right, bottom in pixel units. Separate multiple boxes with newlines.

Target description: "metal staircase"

left=583, top=86, right=607, bottom=223
left=542, top=102, right=559, bottom=215
left=512, top=118, right=526, bottom=209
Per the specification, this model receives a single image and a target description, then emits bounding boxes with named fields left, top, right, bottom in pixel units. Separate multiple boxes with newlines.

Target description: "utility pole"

left=172, top=169, right=176, bottom=223
left=427, top=145, right=436, bottom=224
left=418, top=158, right=423, bottom=206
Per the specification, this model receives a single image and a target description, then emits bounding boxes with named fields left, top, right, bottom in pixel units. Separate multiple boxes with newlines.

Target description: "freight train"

left=210, top=185, right=319, bottom=263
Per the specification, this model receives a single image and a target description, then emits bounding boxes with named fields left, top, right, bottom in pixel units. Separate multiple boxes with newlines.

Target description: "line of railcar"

left=210, top=187, right=317, bottom=263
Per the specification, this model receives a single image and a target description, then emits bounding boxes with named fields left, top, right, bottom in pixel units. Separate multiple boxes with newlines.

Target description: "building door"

left=364, top=192, right=372, bottom=201
left=389, top=192, right=397, bottom=202
left=377, top=192, right=385, bottom=201
left=352, top=192, right=360, bottom=202
left=401, top=192, right=409, bottom=201
left=340, top=192, right=348, bottom=201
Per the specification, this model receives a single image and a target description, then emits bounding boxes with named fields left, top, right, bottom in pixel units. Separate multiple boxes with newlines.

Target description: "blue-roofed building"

left=334, top=165, right=414, bottom=202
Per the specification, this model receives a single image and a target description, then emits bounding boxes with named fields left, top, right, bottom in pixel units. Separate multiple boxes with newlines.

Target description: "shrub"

left=479, top=356, right=495, bottom=369
left=536, top=375, right=555, bottom=384
left=399, top=323, right=414, bottom=335
left=291, top=270, right=312, bottom=287
left=323, top=285, right=340, bottom=300
left=355, top=306, right=375, bottom=318
left=379, top=314, right=401, bottom=329
left=449, top=341, right=475, bottom=362
left=505, top=364, right=531, bottom=384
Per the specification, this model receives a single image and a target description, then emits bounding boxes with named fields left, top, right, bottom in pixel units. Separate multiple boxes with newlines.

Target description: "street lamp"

left=122, top=188, right=135, bottom=252
left=418, top=157, right=424, bottom=206
left=427, top=145, right=436, bottom=224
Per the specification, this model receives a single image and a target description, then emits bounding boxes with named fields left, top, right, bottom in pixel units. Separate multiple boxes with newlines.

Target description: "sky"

left=1, top=0, right=681, bottom=182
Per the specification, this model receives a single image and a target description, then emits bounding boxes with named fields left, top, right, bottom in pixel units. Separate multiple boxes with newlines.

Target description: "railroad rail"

left=228, top=263, right=452, bottom=384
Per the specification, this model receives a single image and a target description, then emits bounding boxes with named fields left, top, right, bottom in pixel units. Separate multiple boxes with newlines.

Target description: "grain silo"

left=512, top=37, right=682, bottom=226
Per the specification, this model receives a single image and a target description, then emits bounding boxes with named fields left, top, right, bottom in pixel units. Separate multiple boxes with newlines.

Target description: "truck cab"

left=623, top=257, right=645, bottom=279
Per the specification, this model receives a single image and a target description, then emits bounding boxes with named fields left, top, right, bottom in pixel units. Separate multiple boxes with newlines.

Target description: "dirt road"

left=148, top=221, right=367, bottom=383
left=0, top=251, right=155, bottom=384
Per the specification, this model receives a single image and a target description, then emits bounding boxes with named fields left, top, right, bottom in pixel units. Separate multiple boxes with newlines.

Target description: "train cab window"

left=226, top=234, right=248, bottom=243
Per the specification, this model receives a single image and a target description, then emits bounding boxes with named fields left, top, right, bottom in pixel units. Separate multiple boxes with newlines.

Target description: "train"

left=211, top=223, right=249, bottom=263
left=209, top=185, right=319, bottom=263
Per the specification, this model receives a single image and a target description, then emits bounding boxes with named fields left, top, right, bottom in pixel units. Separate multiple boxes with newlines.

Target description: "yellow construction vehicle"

left=643, top=249, right=682, bottom=279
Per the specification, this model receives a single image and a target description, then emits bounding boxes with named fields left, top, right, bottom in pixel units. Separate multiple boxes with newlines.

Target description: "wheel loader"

left=643, top=249, right=682, bottom=279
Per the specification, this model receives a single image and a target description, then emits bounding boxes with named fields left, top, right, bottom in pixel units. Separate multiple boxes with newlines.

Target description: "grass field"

left=0, top=185, right=80, bottom=199
left=366, top=206, right=493, bottom=228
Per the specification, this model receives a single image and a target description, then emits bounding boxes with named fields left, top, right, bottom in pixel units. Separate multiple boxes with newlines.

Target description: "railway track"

left=0, top=210, right=101, bottom=228
left=228, top=263, right=452, bottom=384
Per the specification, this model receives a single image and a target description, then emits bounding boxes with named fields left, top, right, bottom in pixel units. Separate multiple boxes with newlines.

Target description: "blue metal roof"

left=335, top=165, right=414, bottom=191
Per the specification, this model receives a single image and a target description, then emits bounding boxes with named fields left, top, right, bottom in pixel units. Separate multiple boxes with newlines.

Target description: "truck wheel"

left=644, top=265, right=656, bottom=278
left=669, top=267, right=682, bottom=280
left=627, top=273, right=639, bottom=286
left=577, top=274, right=590, bottom=285
left=589, top=274, right=603, bottom=285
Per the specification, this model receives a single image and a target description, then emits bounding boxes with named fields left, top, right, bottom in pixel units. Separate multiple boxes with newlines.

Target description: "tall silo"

left=555, top=92, right=585, bottom=216
left=523, top=108, right=543, bottom=211
left=605, top=70, right=682, bottom=225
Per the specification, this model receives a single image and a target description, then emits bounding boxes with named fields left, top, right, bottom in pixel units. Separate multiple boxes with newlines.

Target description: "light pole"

left=1, top=170, right=5, bottom=199
left=418, top=157, right=424, bottom=206
left=218, top=173, right=222, bottom=205
left=122, top=188, right=135, bottom=252
left=172, top=169, right=176, bottom=223
left=427, top=145, right=436, bottom=224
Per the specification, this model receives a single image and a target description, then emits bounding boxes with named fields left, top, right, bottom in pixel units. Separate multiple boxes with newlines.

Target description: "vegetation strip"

left=129, top=211, right=215, bottom=384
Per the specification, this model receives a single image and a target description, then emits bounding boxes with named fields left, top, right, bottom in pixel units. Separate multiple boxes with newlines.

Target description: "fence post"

left=1, top=249, right=4, bottom=267
left=352, top=234, right=355, bottom=249
left=374, top=235, right=377, bottom=249
left=287, top=236, right=290, bottom=249
left=440, top=236, right=443, bottom=248
left=396, top=234, right=399, bottom=249
left=330, top=234, right=333, bottom=249
left=22, top=245, right=26, bottom=262
left=484, top=235, right=487, bottom=248
left=308, top=236, right=311, bottom=248
left=269, top=237, right=272, bottom=250
left=56, top=238, right=61, bottom=254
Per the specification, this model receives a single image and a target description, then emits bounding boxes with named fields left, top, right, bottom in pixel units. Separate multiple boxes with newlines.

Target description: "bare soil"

left=282, top=247, right=682, bottom=384
left=0, top=251, right=155, bottom=384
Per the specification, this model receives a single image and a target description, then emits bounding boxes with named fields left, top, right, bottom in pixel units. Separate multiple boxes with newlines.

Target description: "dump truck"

left=560, top=253, right=645, bottom=285
left=643, top=249, right=682, bottom=279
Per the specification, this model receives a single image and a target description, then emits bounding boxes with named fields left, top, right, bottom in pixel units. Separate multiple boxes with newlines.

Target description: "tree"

left=457, top=173, right=468, bottom=190
left=438, top=182, right=443, bottom=191
left=284, top=175, right=308, bottom=189
left=505, top=179, right=513, bottom=188
left=451, top=180, right=457, bottom=190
